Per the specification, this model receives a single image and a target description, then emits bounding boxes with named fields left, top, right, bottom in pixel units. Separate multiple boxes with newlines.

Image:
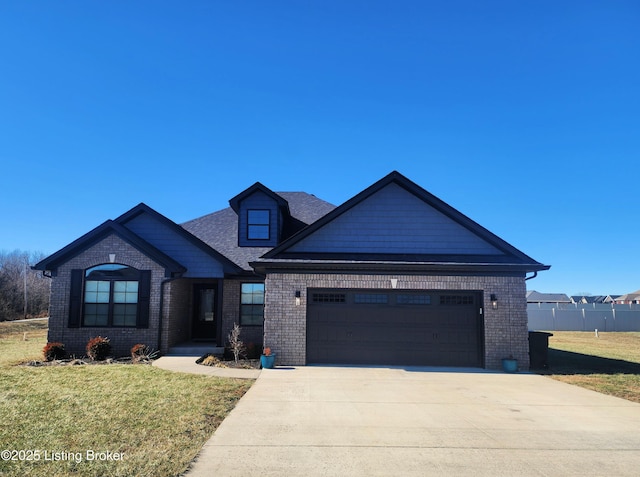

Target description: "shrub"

left=205, top=355, right=225, bottom=367
left=43, top=342, right=66, bottom=361
left=131, top=343, right=150, bottom=360
left=86, top=336, right=111, bottom=361
left=196, top=353, right=226, bottom=367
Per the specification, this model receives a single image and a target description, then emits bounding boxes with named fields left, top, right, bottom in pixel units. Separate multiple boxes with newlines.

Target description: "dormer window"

left=230, top=182, right=289, bottom=247
left=248, top=210, right=270, bottom=240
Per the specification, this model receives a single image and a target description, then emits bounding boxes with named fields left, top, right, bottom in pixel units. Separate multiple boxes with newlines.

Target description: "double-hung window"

left=240, top=283, right=265, bottom=325
left=247, top=210, right=270, bottom=240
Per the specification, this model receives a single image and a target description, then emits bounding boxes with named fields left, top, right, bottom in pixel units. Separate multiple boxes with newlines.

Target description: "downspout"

left=520, top=271, right=538, bottom=368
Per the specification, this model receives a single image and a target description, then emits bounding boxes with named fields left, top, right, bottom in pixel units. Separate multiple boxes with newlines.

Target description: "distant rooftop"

left=526, top=290, right=571, bottom=303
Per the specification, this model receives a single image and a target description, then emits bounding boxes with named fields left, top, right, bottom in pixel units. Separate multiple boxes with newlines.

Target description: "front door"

left=192, top=285, right=217, bottom=341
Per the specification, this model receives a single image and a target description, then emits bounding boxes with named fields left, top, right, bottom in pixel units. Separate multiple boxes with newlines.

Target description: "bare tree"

left=0, top=250, right=50, bottom=321
left=227, top=323, right=246, bottom=364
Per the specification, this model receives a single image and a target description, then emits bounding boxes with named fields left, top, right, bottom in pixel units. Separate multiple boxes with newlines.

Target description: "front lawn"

left=0, top=319, right=49, bottom=367
left=541, top=331, right=640, bottom=403
left=0, top=320, right=253, bottom=477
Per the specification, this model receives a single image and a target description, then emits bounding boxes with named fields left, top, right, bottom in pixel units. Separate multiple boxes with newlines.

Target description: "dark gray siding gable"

left=237, top=190, right=282, bottom=247
left=124, top=213, right=226, bottom=277
left=288, top=183, right=504, bottom=255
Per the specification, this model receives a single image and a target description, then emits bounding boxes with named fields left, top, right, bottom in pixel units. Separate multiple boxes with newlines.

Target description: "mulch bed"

left=196, top=353, right=260, bottom=369
left=22, top=357, right=154, bottom=367
left=23, top=355, right=261, bottom=369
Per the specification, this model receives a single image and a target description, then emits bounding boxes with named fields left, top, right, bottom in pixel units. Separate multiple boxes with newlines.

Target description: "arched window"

left=83, top=264, right=140, bottom=327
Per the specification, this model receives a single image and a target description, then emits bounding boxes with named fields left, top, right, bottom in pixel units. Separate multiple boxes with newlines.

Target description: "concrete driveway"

left=186, top=366, right=640, bottom=476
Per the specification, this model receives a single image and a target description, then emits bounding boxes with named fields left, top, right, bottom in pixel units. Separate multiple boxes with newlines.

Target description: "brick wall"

left=160, top=278, right=191, bottom=353
left=263, top=272, right=529, bottom=370
left=47, top=234, right=166, bottom=357
left=221, top=279, right=264, bottom=349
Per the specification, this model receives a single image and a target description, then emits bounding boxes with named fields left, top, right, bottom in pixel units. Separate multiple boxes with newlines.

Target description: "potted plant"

left=260, top=347, right=276, bottom=369
left=502, top=354, right=518, bottom=373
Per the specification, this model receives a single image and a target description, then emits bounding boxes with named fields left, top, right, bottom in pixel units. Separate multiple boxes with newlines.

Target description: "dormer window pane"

left=248, top=210, right=270, bottom=240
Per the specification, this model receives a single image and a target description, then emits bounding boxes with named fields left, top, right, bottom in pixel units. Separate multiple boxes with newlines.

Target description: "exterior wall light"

left=490, top=294, right=498, bottom=310
left=295, top=290, right=301, bottom=306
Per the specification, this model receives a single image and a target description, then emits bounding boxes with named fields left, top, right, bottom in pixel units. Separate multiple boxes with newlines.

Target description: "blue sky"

left=1, top=1, right=638, bottom=296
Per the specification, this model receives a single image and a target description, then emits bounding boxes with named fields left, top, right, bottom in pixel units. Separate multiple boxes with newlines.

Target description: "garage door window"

left=396, top=294, right=431, bottom=305
left=312, top=293, right=346, bottom=303
left=440, top=295, right=474, bottom=305
left=354, top=293, right=388, bottom=304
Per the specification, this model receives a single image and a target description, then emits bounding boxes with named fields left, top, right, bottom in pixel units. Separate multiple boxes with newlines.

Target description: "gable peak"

left=229, top=181, right=290, bottom=214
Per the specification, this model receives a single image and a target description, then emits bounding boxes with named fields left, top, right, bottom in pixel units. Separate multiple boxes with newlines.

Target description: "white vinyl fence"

left=528, top=303, right=640, bottom=331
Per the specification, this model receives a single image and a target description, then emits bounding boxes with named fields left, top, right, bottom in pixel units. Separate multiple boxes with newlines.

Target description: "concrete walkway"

left=153, top=356, right=260, bottom=379
left=183, top=365, right=640, bottom=477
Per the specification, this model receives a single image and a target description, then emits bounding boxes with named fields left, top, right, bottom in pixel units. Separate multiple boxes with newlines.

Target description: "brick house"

left=34, top=171, right=549, bottom=369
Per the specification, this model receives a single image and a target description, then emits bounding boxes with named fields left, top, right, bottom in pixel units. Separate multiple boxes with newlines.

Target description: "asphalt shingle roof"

left=181, top=192, right=335, bottom=271
left=616, top=290, right=640, bottom=301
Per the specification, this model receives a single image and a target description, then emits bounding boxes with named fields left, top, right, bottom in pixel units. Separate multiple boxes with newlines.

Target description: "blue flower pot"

left=502, top=358, right=518, bottom=373
left=260, top=354, right=276, bottom=369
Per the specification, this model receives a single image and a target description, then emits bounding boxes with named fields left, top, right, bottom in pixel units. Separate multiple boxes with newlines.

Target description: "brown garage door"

left=307, top=289, right=484, bottom=367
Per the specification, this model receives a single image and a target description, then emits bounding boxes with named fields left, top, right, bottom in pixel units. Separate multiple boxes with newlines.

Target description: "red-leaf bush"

left=86, top=336, right=111, bottom=361
left=43, top=342, right=66, bottom=361
left=131, top=343, right=150, bottom=361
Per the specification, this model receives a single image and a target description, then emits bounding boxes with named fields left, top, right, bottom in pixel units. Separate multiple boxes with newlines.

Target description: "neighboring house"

left=34, top=171, right=549, bottom=370
left=615, top=290, right=640, bottom=304
left=570, top=295, right=611, bottom=305
left=603, top=295, right=621, bottom=304
left=526, top=291, right=571, bottom=304
left=570, top=296, right=589, bottom=304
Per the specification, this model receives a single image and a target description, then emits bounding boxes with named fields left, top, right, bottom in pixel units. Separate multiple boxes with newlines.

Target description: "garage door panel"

left=307, top=289, right=483, bottom=367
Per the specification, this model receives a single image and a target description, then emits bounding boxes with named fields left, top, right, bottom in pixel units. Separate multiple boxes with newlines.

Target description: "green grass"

left=0, top=319, right=49, bottom=366
left=542, top=331, right=640, bottom=403
left=0, top=320, right=254, bottom=477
